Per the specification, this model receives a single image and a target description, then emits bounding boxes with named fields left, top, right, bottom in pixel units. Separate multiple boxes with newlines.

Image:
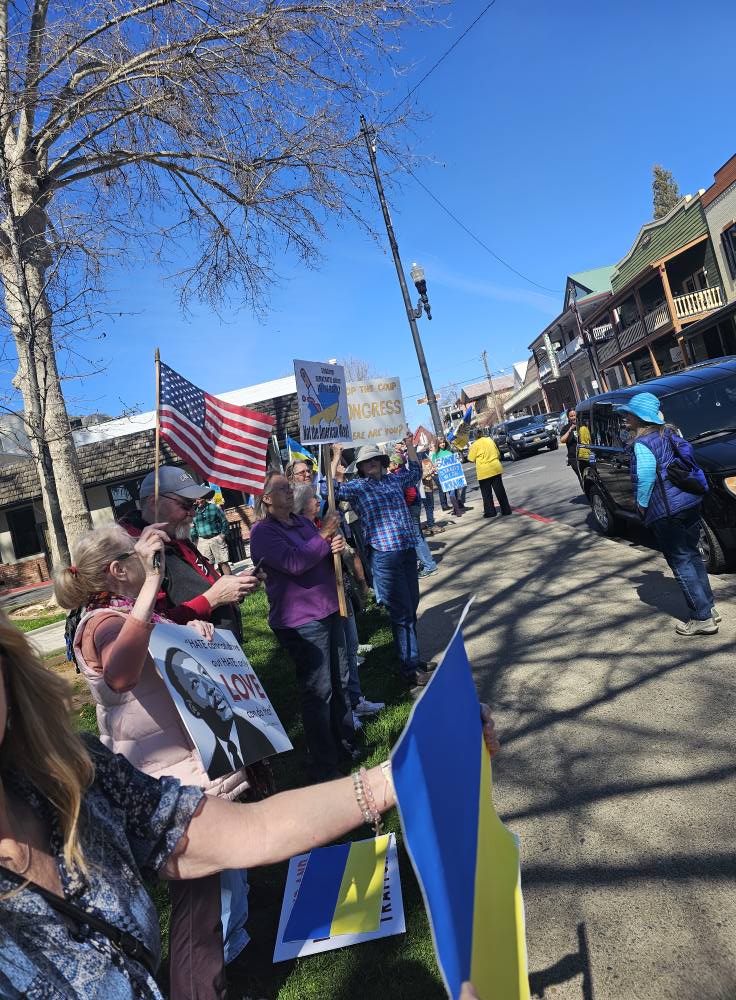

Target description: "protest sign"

left=274, top=833, right=405, bottom=962
left=435, top=453, right=467, bottom=492
left=391, top=602, right=530, bottom=1000
left=149, top=622, right=292, bottom=778
left=346, top=377, right=405, bottom=444
left=294, top=359, right=352, bottom=444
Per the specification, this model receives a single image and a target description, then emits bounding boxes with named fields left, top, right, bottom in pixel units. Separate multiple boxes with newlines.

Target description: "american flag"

left=159, top=363, right=275, bottom=493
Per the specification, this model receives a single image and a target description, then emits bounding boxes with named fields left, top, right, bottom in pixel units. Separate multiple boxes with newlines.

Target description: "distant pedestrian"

left=389, top=451, right=438, bottom=579
left=467, top=435, right=512, bottom=519
left=430, top=436, right=464, bottom=516
left=191, top=496, right=232, bottom=574
left=559, top=407, right=583, bottom=488
left=620, top=392, right=719, bottom=636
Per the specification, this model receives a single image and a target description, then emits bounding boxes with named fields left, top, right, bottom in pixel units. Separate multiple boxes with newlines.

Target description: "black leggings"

left=479, top=475, right=512, bottom=517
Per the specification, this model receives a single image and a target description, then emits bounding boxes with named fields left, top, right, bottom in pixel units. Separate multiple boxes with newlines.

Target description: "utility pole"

left=481, top=350, right=502, bottom=424
left=360, top=115, right=443, bottom=436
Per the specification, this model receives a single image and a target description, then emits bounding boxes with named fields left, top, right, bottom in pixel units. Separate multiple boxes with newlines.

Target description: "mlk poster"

left=346, top=376, right=406, bottom=445
left=294, top=359, right=352, bottom=444
left=149, top=622, right=292, bottom=778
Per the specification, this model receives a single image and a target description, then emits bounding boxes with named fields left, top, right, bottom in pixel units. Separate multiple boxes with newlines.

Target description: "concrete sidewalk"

left=27, top=619, right=66, bottom=656
left=415, top=503, right=736, bottom=1000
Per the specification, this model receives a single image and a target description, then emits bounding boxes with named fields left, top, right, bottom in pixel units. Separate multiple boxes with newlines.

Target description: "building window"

left=107, top=478, right=144, bottom=518
left=722, top=224, right=736, bottom=280
left=7, top=506, right=43, bottom=559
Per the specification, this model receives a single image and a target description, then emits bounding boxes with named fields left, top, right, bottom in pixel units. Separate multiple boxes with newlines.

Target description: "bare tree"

left=340, top=356, right=379, bottom=381
left=0, top=0, right=440, bottom=564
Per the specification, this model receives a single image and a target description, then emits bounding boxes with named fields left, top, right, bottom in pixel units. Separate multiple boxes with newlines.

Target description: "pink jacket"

left=74, top=609, right=250, bottom=801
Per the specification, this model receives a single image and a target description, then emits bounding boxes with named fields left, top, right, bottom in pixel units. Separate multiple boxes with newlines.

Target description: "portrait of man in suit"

left=164, top=647, right=276, bottom=778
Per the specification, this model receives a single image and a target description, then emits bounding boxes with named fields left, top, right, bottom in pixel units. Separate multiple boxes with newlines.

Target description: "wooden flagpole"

left=152, top=348, right=162, bottom=568
left=324, top=444, right=347, bottom=617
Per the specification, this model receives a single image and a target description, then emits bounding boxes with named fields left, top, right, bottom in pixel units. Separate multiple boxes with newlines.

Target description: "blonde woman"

left=54, top=523, right=269, bottom=1000
left=0, top=612, right=407, bottom=999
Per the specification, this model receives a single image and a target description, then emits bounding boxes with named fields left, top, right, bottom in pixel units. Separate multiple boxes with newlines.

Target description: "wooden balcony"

left=644, top=302, right=671, bottom=334
left=618, top=317, right=646, bottom=350
left=591, top=323, right=613, bottom=341
left=673, top=285, right=723, bottom=320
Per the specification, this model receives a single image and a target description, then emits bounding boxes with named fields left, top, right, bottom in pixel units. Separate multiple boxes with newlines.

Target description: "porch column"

left=659, top=263, right=691, bottom=364
left=622, top=363, right=633, bottom=386
left=646, top=342, right=662, bottom=377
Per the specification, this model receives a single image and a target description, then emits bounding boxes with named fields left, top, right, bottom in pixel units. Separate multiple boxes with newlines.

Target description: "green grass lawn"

left=75, top=592, right=445, bottom=999
left=13, top=611, right=66, bottom=631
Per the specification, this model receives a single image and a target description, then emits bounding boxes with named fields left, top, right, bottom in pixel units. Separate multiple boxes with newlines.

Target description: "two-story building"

left=582, top=193, right=726, bottom=387
left=459, top=374, right=516, bottom=426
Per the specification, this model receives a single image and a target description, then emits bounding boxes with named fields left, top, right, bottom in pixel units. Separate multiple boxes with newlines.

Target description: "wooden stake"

left=154, top=348, right=162, bottom=523
left=324, top=444, right=348, bottom=617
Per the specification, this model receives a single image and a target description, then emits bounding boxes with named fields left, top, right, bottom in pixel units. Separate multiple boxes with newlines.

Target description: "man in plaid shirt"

left=191, top=496, right=232, bottom=574
left=331, top=432, right=432, bottom=689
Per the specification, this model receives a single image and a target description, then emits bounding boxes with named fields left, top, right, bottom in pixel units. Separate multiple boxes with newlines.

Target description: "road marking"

left=505, top=466, right=545, bottom=479
left=513, top=507, right=555, bottom=524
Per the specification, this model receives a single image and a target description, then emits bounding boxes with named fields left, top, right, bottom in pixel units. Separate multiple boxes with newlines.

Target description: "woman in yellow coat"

left=467, top=435, right=513, bottom=519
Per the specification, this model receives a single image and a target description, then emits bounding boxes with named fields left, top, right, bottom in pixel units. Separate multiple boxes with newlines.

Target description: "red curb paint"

left=0, top=579, right=51, bottom=598
left=513, top=507, right=555, bottom=524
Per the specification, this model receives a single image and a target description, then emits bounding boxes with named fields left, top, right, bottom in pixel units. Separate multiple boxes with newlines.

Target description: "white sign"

left=294, top=359, right=352, bottom=444
left=273, top=833, right=405, bottom=962
left=346, top=376, right=406, bottom=444
left=435, top=453, right=467, bottom=492
left=149, top=622, right=292, bottom=778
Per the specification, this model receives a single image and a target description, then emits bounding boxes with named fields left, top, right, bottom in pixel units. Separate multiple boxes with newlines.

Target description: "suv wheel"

left=548, top=440, right=559, bottom=451
left=590, top=485, right=616, bottom=536
left=698, top=519, right=726, bottom=574
left=508, top=446, right=519, bottom=461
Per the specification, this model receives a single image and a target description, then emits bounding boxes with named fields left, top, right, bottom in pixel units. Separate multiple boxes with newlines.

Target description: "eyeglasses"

left=162, top=494, right=196, bottom=511
left=112, top=551, right=136, bottom=564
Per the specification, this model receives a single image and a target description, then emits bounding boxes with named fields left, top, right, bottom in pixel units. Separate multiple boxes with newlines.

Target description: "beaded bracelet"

left=352, top=772, right=375, bottom=827
left=352, top=770, right=383, bottom=836
left=359, top=767, right=384, bottom=837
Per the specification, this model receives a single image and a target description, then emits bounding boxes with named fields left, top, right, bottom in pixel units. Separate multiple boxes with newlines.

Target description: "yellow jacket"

left=467, top=436, right=503, bottom=479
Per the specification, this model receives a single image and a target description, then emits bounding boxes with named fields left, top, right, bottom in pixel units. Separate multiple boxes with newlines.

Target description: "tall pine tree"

left=652, top=165, right=681, bottom=220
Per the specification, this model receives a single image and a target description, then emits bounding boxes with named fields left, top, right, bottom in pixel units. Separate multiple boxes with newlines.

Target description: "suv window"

left=505, top=416, right=540, bottom=431
left=591, top=403, right=630, bottom=448
left=662, top=373, right=736, bottom=441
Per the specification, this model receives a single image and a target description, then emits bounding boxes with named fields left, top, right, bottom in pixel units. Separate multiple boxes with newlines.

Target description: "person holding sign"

left=331, top=433, right=432, bottom=689
left=54, top=524, right=269, bottom=1000
left=249, top=472, right=359, bottom=782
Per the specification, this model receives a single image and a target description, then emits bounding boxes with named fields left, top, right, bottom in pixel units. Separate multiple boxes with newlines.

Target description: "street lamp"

left=409, top=262, right=432, bottom=320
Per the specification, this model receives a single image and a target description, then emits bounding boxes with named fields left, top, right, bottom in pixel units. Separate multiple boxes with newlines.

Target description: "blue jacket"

left=629, top=429, right=706, bottom=525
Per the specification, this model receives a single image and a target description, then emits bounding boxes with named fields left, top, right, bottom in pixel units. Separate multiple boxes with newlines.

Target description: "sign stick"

left=324, top=445, right=348, bottom=618
left=153, top=348, right=162, bottom=569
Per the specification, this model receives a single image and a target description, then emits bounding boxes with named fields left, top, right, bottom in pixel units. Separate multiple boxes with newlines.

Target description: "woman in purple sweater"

left=249, top=472, right=359, bottom=780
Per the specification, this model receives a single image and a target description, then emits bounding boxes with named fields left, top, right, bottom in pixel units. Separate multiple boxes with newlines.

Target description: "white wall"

left=704, top=183, right=736, bottom=304
left=86, top=485, right=115, bottom=528
left=0, top=511, right=15, bottom=562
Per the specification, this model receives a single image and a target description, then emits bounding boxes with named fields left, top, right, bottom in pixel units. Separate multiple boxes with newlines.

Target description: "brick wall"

left=0, top=555, right=49, bottom=588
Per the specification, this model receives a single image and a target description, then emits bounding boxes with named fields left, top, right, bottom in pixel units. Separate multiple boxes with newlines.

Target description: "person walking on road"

left=620, top=392, right=720, bottom=636
left=559, top=407, right=583, bottom=489
left=330, top=435, right=432, bottom=689
left=467, top=435, right=512, bottom=519
left=191, top=497, right=232, bottom=574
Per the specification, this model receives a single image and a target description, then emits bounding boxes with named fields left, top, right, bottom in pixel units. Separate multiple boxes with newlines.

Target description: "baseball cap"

left=138, top=466, right=214, bottom=500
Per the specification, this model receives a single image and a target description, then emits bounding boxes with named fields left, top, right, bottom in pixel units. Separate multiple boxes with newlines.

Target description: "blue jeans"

left=342, top=610, right=362, bottom=707
left=221, top=869, right=249, bottom=963
left=369, top=548, right=420, bottom=677
left=411, top=507, right=437, bottom=571
left=422, top=492, right=436, bottom=528
left=651, top=505, right=715, bottom=621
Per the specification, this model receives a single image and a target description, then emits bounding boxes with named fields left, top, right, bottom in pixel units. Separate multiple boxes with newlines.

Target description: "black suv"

left=495, top=414, right=559, bottom=461
left=576, top=357, right=736, bottom=572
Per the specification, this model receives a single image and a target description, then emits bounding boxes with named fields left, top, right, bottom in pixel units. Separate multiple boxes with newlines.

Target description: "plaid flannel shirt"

left=191, top=502, right=228, bottom=541
left=333, top=461, right=420, bottom=552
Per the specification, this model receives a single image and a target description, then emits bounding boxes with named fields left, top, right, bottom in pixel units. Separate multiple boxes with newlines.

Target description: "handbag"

left=0, top=864, right=158, bottom=977
left=665, top=435, right=707, bottom=496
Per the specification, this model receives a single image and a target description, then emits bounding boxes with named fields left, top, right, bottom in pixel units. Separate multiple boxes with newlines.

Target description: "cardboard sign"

left=273, top=833, right=405, bottom=962
left=294, top=359, right=352, bottom=444
left=435, top=453, right=467, bottom=492
left=346, top=377, right=406, bottom=444
left=149, top=622, right=292, bottom=778
left=391, top=602, right=530, bottom=1000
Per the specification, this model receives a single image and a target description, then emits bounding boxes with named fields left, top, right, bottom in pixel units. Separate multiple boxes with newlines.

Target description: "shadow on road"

left=530, top=922, right=594, bottom=999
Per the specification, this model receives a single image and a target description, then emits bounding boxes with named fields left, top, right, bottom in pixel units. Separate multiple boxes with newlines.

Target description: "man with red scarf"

left=119, top=466, right=259, bottom=642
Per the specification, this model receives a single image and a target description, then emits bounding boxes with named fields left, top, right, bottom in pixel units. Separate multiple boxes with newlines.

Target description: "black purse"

left=0, top=864, right=158, bottom=977
left=665, top=436, right=707, bottom=496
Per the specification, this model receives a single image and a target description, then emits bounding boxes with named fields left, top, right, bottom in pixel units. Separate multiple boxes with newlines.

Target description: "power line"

left=381, top=0, right=499, bottom=124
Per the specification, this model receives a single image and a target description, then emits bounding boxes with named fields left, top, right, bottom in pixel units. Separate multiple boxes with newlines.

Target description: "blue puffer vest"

left=630, top=429, right=706, bottom=525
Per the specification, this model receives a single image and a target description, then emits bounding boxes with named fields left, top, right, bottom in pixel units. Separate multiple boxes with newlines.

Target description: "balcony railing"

left=538, top=361, right=551, bottom=379
left=644, top=302, right=671, bottom=334
left=591, top=323, right=613, bottom=341
left=619, top=318, right=646, bottom=350
left=673, top=285, right=723, bottom=320
left=597, top=339, right=620, bottom=364
left=556, top=335, right=582, bottom=364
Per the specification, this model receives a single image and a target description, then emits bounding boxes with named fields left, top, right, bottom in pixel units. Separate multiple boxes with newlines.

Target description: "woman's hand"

left=319, top=512, right=341, bottom=539
left=480, top=703, right=500, bottom=757
left=134, top=523, right=169, bottom=578
left=459, top=983, right=482, bottom=1000
left=187, top=620, right=215, bottom=641
left=331, top=534, right=346, bottom=555
left=331, top=443, right=344, bottom=460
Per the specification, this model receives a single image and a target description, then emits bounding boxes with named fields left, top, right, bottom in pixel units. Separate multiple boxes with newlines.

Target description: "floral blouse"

left=0, top=735, right=204, bottom=999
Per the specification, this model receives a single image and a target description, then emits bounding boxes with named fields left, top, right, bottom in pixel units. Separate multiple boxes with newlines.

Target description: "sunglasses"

left=162, top=494, right=196, bottom=511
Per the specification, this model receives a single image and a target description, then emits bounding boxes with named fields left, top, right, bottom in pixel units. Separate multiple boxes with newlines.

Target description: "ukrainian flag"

left=286, top=435, right=313, bottom=464
left=392, top=624, right=530, bottom=1000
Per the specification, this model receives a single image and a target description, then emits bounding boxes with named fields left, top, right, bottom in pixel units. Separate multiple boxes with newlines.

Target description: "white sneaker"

left=356, top=656, right=365, bottom=666
left=357, top=644, right=374, bottom=655
left=675, top=618, right=718, bottom=636
left=712, top=606, right=722, bottom=625
left=354, top=696, right=385, bottom=717
left=352, top=711, right=364, bottom=731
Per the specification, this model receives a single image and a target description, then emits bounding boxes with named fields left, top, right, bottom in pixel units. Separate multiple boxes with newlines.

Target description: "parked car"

left=495, top=414, right=559, bottom=461
left=576, top=357, right=736, bottom=572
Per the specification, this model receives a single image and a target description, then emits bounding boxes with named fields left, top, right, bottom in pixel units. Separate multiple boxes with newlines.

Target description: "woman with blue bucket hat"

left=618, top=392, right=720, bottom=636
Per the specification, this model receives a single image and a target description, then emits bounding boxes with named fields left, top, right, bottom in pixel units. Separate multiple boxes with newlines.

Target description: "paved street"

left=417, top=457, right=736, bottom=1000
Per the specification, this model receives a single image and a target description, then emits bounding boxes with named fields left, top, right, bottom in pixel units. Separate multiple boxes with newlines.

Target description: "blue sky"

left=55, top=0, right=735, bottom=432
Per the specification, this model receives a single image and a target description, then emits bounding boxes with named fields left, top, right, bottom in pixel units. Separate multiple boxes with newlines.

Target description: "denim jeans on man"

left=410, top=505, right=437, bottom=572
left=369, top=548, right=420, bottom=677
left=221, top=869, right=249, bottom=963
left=422, top=491, right=435, bottom=528
left=342, top=609, right=362, bottom=707
left=274, top=612, right=356, bottom=778
left=651, top=505, right=715, bottom=621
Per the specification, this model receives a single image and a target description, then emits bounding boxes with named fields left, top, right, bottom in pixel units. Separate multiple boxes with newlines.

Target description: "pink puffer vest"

left=74, top=608, right=250, bottom=801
